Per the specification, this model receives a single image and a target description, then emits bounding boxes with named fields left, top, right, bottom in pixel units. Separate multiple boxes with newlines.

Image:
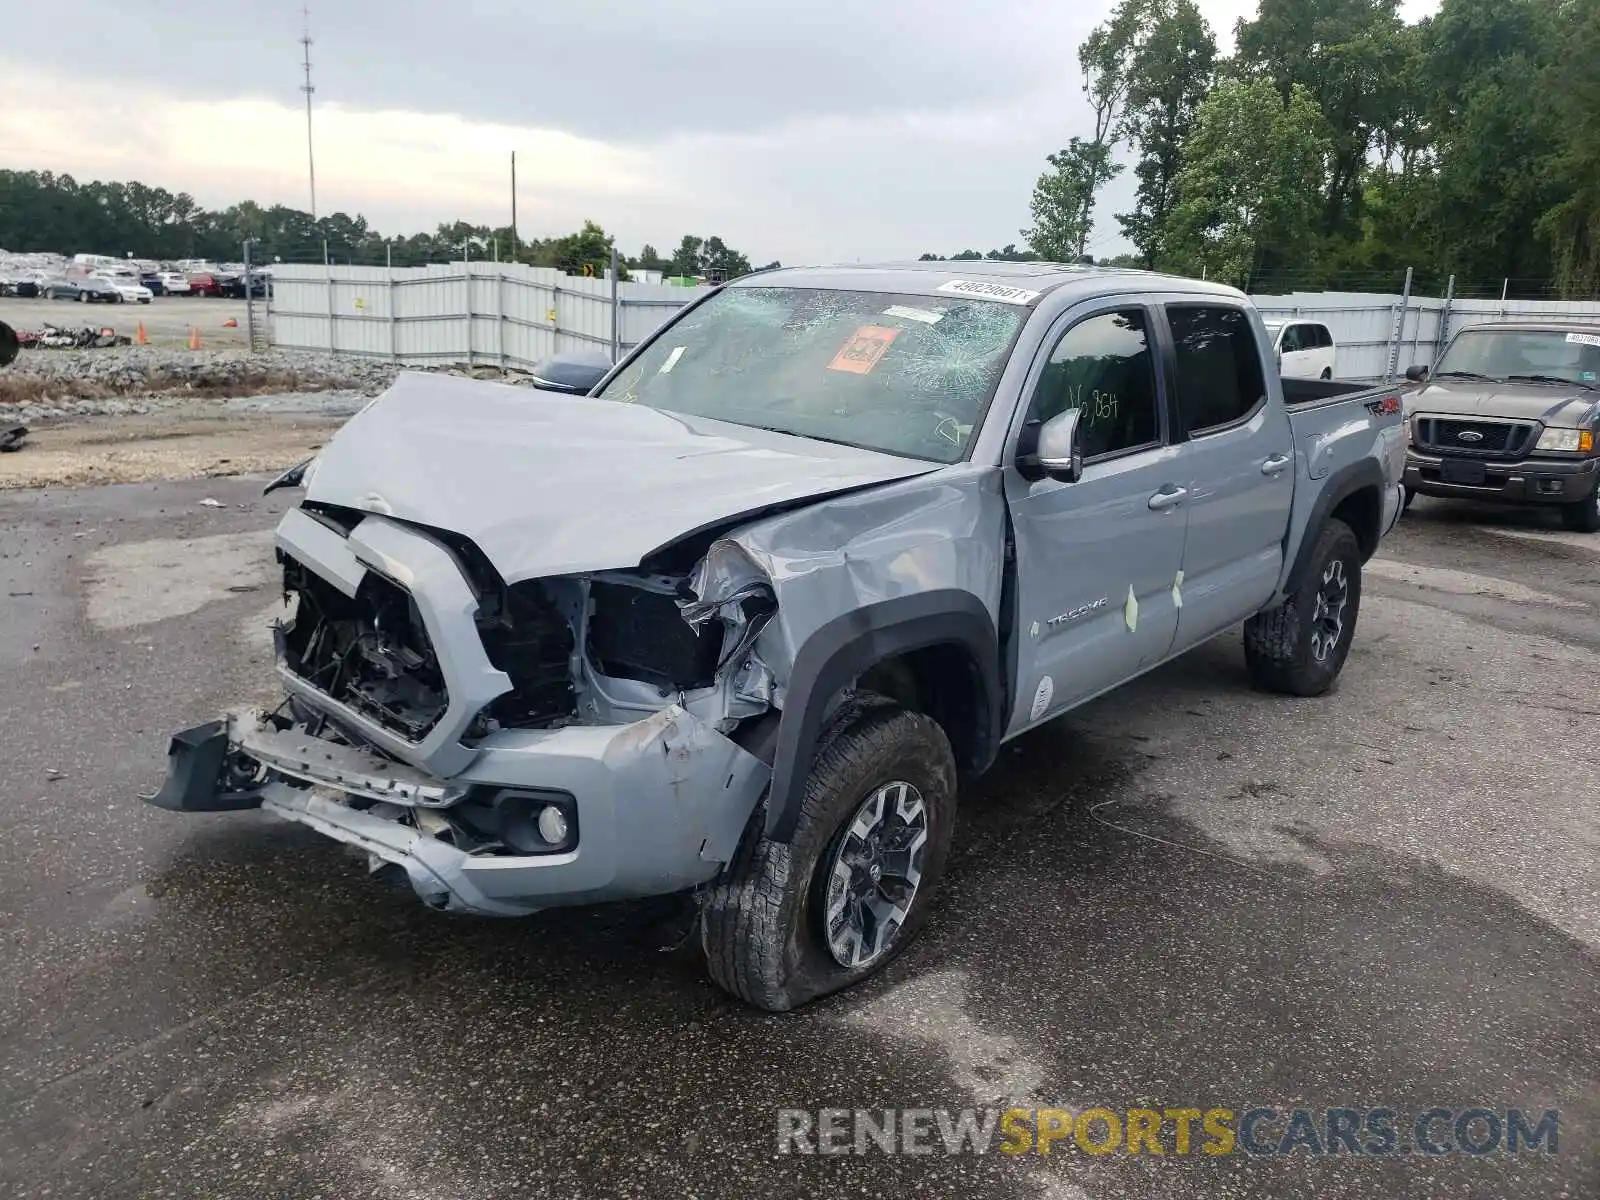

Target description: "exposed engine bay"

left=275, top=504, right=780, bottom=752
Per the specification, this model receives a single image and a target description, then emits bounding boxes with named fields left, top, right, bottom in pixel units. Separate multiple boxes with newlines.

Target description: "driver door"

left=1003, top=305, right=1189, bottom=734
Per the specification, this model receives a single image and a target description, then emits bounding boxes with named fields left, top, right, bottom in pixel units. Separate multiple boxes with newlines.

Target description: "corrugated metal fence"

left=1254, top=290, right=1600, bottom=381
left=268, top=262, right=1600, bottom=382
left=267, top=261, right=694, bottom=369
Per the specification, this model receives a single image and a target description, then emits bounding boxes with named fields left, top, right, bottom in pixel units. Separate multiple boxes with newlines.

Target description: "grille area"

left=1414, top=417, right=1536, bottom=459
left=476, top=582, right=578, bottom=730
left=281, top=556, right=449, bottom=742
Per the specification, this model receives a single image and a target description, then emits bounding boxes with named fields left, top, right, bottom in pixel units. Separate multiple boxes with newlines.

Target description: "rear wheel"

left=1561, top=486, right=1600, bottom=533
left=700, top=701, right=956, bottom=1012
left=1244, top=518, right=1363, bottom=697
left=78, top=290, right=89, bottom=303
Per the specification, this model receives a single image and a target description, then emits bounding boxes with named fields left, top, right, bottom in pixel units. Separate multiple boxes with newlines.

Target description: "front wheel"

left=700, top=701, right=957, bottom=1012
left=1243, top=518, right=1363, bottom=697
left=1561, top=486, right=1600, bottom=533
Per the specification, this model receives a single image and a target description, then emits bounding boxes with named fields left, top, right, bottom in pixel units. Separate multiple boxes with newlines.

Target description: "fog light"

left=537, top=804, right=569, bottom=846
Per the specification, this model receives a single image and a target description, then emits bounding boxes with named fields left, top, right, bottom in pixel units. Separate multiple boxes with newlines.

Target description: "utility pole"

left=510, top=152, right=519, bottom=260
left=300, top=6, right=318, bottom=221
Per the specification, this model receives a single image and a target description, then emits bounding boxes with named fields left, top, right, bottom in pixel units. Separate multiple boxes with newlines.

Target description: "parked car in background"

left=1403, top=322, right=1600, bottom=531
left=109, top=279, right=154, bottom=304
left=221, top=274, right=271, bottom=300
left=42, top=276, right=122, bottom=303
left=187, top=273, right=225, bottom=297
left=159, top=272, right=192, bottom=295
left=140, top=271, right=165, bottom=296
left=1264, top=320, right=1338, bottom=380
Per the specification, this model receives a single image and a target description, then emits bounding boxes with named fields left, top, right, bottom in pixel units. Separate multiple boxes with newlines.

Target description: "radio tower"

left=300, top=5, right=318, bottom=221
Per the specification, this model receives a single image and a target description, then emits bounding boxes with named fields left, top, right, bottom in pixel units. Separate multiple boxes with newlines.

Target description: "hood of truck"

left=1410, top=378, right=1600, bottom=427
left=302, top=371, right=941, bottom=580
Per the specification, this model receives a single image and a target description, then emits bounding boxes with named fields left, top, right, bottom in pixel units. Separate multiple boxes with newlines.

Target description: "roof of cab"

left=728, top=260, right=1246, bottom=305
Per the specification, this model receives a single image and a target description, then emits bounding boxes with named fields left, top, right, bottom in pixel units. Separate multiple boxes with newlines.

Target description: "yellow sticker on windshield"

left=828, top=325, right=901, bottom=375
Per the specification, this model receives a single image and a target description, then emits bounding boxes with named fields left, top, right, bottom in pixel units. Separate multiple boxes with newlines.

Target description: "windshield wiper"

left=1505, top=374, right=1594, bottom=390
left=1433, top=370, right=1501, bottom=383
left=741, top=423, right=864, bottom=451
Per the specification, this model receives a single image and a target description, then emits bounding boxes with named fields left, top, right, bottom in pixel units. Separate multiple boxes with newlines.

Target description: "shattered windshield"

left=1435, top=328, right=1600, bottom=386
left=595, top=286, right=1028, bottom=462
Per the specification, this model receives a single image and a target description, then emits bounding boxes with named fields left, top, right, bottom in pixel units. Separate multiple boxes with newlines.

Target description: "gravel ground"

left=0, top=294, right=252, bottom=349
left=1, top=345, right=401, bottom=421
left=0, top=487, right=1594, bottom=1200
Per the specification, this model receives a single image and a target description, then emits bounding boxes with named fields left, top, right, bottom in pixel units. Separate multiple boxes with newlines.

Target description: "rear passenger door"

left=1160, top=304, right=1295, bottom=651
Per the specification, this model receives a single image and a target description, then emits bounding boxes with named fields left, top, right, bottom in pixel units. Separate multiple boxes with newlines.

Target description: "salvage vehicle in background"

left=187, top=273, right=225, bottom=297
left=1264, top=319, right=1338, bottom=380
left=107, top=278, right=154, bottom=304
left=42, top=276, right=121, bottom=303
left=159, top=271, right=192, bottom=295
left=1403, top=322, right=1600, bottom=532
left=149, top=262, right=1408, bottom=1011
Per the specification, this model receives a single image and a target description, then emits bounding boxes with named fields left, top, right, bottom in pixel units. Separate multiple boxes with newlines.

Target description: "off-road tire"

left=1560, top=486, right=1600, bottom=533
left=1244, top=518, right=1363, bottom=697
left=700, top=701, right=957, bottom=1012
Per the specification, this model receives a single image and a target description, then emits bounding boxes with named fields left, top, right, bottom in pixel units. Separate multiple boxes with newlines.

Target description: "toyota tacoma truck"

left=1402, top=322, right=1600, bottom=531
left=147, top=263, right=1407, bottom=1010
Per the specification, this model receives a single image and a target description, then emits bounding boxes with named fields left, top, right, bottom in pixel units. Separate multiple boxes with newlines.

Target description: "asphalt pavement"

left=1, top=481, right=1595, bottom=1200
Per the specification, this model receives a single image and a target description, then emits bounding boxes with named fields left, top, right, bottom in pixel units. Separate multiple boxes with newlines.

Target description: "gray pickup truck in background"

left=148, top=262, right=1407, bottom=1010
left=1402, top=322, right=1600, bottom=532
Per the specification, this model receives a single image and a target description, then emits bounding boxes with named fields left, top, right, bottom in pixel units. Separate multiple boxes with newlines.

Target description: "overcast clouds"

left=0, top=1, right=1434, bottom=263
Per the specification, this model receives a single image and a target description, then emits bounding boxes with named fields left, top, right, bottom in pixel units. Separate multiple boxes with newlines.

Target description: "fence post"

left=1385, top=267, right=1413, bottom=383
left=496, top=267, right=506, bottom=371
left=387, top=243, right=398, bottom=363
left=324, top=240, right=335, bottom=354
left=609, top=246, right=621, bottom=362
left=1436, top=274, right=1456, bottom=365
left=242, top=239, right=255, bottom=353
left=463, top=259, right=474, bottom=369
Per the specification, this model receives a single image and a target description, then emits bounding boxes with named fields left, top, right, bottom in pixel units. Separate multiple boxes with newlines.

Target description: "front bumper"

left=1405, top=451, right=1600, bottom=506
left=148, top=707, right=770, bottom=916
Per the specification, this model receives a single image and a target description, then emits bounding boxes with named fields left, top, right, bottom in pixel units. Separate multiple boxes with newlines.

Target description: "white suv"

left=1265, top=320, right=1338, bottom=380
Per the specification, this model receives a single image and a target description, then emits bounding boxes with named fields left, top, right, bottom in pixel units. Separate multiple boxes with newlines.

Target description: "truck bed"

left=1282, top=375, right=1396, bottom=408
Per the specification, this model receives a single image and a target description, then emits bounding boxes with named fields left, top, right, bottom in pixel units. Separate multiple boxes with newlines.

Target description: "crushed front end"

left=147, top=503, right=778, bottom=915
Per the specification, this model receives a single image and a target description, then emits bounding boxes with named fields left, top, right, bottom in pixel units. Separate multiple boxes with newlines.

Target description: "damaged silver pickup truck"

left=149, top=263, right=1407, bottom=1010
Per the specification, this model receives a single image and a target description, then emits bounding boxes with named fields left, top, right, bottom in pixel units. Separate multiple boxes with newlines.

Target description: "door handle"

left=1261, top=454, right=1292, bottom=476
left=1148, top=487, right=1188, bottom=512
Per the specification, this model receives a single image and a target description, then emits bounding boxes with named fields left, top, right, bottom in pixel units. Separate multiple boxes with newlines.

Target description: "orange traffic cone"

left=134, top=322, right=148, bottom=345
left=188, top=326, right=202, bottom=351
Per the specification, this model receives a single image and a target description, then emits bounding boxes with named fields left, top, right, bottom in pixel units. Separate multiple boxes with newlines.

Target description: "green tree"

left=1163, top=79, right=1331, bottom=286
left=1233, top=0, right=1409, bottom=236
left=1117, top=0, right=1217, bottom=267
left=1024, top=138, right=1119, bottom=260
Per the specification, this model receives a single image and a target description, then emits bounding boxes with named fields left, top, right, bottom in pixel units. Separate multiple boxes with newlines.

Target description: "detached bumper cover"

left=146, top=708, right=771, bottom=915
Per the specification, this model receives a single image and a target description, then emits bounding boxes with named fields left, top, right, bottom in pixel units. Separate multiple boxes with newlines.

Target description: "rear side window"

left=1168, top=306, right=1268, bottom=436
left=1030, top=309, right=1160, bottom=459
left=1311, top=324, right=1333, bottom=348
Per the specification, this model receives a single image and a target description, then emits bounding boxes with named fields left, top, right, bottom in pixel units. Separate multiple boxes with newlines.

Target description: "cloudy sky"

left=1, top=1, right=1436, bottom=264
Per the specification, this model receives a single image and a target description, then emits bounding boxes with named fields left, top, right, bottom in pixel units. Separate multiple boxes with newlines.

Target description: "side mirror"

left=1404, top=364, right=1430, bottom=383
left=1018, top=409, right=1084, bottom=483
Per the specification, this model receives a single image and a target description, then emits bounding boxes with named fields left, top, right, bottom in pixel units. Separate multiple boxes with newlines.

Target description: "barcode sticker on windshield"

left=658, top=346, right=686, bottom=374
left=828, top=325, right=901, bottom=375
left=883, top=304, right=944, bottom=325
left=1566, top=332, right=1600, bottom=348
left=936, top=279, right=1042, bottom=305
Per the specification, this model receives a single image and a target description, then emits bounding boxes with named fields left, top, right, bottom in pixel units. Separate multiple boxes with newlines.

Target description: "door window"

left=1280, top=325, right=1306, bottom=353
left=1030, top=309, right=1161, bottom=460
left=1168, top=306, right=1269, bottom=436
